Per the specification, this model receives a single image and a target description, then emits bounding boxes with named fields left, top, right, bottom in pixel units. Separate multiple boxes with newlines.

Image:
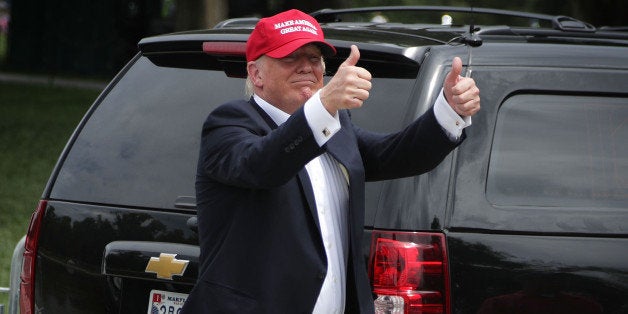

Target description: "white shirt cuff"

left=304, top=90, right=341, bottom=146
left=433, top=88, right=472, bottom=141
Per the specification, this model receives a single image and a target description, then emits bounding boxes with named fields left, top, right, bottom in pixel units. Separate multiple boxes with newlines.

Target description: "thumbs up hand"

left=320, top=45, right=372, bottom=114
left=444, top=57, right=480, bottom=117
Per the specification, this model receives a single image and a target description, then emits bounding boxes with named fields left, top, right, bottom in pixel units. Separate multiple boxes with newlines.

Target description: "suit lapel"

left=248, top=98, right=323, bottom=231
left=296, top=168, right=322, bottom=231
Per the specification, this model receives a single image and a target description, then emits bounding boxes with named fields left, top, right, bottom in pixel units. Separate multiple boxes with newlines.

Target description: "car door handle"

left=174, top=196, right=197, bottom=209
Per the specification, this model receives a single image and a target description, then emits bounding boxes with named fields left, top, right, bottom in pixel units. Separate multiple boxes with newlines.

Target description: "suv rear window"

left=50, top=54, right=420, bottom=210
left=487, top=94, right=628, bottom=209
left=50, top=56, right=246, bottom=209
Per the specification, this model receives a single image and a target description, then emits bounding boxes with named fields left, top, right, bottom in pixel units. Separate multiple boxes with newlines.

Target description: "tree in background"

left=343, top=0, right=626, bottom=27
left=3, top=0, right=625, bottom=77
left=208, top=0, right=626, bottom=27
left=173, top=0, right=353, bottom=29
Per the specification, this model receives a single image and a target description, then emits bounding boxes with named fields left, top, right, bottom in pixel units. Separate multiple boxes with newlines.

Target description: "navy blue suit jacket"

left=182, top=98, right=462, bottom=313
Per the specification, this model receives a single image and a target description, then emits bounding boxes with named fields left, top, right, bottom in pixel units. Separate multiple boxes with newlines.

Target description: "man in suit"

left=182, top=8, right=480, bottom=314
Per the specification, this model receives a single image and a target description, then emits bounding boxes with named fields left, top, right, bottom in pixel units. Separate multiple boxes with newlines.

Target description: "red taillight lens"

left=368, top=231, right=450, bottom=314
left=20, top=200, right=47, bottom=314
left=202, top=41, right=247, bottom=55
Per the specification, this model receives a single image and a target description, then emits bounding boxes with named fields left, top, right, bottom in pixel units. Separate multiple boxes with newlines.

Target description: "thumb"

left=340, top=45, right=360, bottom=68
left=445, top=57, right=463, bottom=86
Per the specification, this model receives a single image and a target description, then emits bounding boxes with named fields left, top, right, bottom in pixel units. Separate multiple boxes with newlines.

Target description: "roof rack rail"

left=310, top=6, right=595, bottom=32
left=213, top=17, right=259, bottom=29
left=598, top=26, right=628, bottom=32
left=476, top=27, right=628, bottom=41
left=312, top=6, right=554, bottom=22
left=552, top=16, right=595, bottom=32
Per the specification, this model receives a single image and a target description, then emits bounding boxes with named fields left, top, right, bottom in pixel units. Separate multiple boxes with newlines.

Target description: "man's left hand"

left=443, top=57, right=480, bottom=117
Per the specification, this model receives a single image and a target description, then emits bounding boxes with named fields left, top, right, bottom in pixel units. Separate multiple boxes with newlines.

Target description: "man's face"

left=249, top=44, right=325, bottom=114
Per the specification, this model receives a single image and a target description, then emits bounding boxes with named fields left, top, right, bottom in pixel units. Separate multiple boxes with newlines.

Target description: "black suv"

left=8, top=6, right=628, bottom=314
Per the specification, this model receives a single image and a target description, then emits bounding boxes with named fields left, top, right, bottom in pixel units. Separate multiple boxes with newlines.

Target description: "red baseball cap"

left=246, top=9, right=336, bottom=62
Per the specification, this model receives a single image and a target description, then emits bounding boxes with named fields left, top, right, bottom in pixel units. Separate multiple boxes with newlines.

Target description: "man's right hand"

left=320, top=45, right=373, bottom=115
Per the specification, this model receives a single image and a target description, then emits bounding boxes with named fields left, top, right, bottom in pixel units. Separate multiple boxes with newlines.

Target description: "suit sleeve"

left=197, top=101, right=325, bottom=189
left=356, top=106, right=465, bottom=181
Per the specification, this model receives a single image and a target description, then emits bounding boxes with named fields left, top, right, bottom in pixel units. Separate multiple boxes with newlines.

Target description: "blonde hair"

left=245, top=76, right=255, bottom=98
left=245, top=56, right=266, bottom=98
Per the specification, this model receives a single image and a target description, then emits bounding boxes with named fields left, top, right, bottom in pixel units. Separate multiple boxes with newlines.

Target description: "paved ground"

left=0, top=71, right=107, bottom=90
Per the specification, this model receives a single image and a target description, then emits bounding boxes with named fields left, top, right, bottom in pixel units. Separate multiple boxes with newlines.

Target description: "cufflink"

left=322, top=128, right=331, bottom=137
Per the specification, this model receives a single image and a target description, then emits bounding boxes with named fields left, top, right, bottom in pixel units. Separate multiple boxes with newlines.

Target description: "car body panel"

left=448, top=232, right=628, bottom=313
left=35, top=201, right=197, bottom=313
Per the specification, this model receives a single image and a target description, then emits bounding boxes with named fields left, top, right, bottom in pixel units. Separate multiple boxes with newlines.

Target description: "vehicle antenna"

left=463, top=2, right=482, bottom=77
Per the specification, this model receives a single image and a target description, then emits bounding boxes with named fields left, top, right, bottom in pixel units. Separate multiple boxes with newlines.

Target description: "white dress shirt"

left=254, top=89, right=468, bottom=313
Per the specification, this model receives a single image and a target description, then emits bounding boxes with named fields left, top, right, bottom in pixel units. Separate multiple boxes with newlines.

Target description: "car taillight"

left=368, top=231, right=450, bottom=314
left=20, top=200, right=47, bottom=314
left=202, top=41, right=246, bottom=55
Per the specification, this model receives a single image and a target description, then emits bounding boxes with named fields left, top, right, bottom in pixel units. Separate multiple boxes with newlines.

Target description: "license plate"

left=147, top=289, right=188, bottom=314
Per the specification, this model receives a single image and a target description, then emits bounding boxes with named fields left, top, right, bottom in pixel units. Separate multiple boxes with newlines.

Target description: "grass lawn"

left=0, top=82, right=98, bottom=309
left=0, top=32, right=6, bottom=64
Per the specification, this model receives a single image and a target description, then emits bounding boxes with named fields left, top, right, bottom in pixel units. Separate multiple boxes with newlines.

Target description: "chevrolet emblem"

left=145, top=253, right=189, bottom=280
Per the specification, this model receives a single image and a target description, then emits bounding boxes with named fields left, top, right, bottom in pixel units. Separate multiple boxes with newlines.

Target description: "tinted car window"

left=51, top=56, right=247, bottom=209
left=51, top=55, right=420, bottom=210
left=487, top=94, right=627, bottom=208
left=350, top=78, right=416, bottom=133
